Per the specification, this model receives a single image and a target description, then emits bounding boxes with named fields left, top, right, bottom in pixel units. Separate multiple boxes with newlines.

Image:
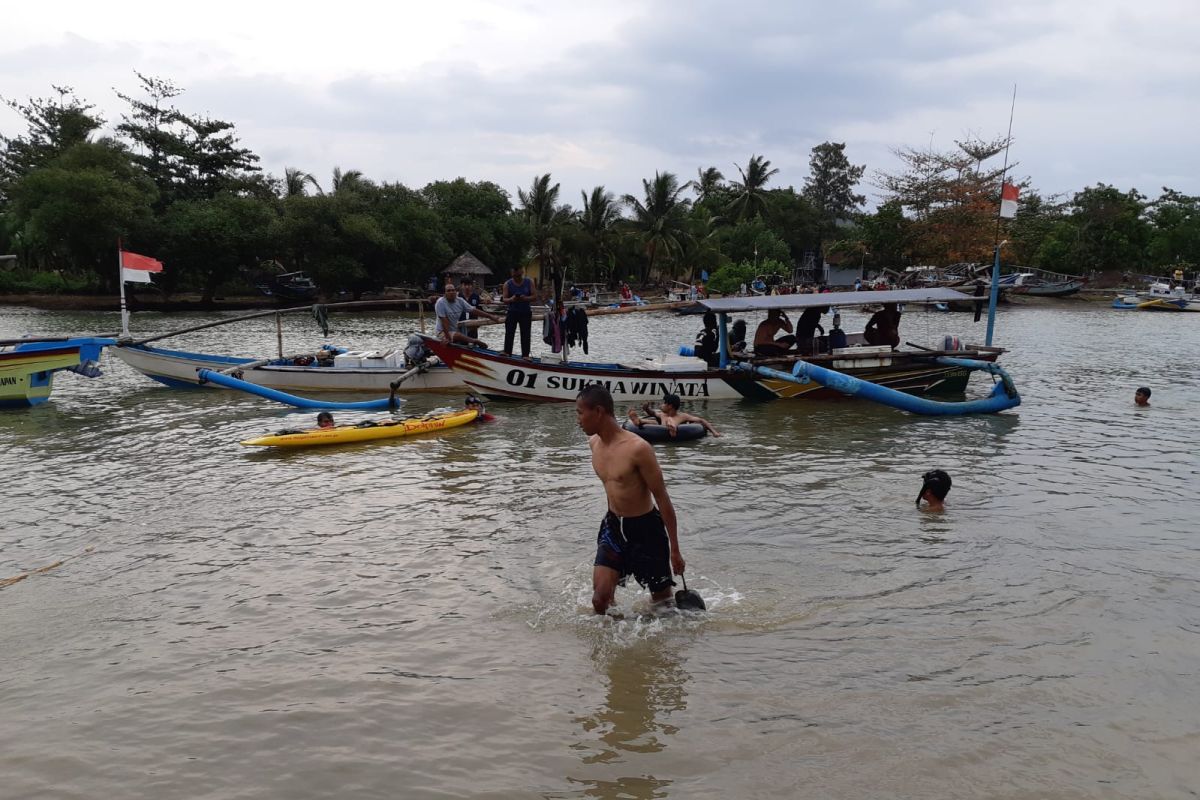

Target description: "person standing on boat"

left=435, top=282, right=501, bottom=347
left=460, top=277, right=483, bottom=315
left=502, top=265, right=536, bottom=358
left=863, top=302, right=901, bottom=349
left=576, top=385, right=686, bottom=614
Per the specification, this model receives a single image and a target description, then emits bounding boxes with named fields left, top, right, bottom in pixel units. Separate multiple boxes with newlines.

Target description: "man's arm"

left=636, top=444, right=684, bottom=574
left=681, top=412, right=720, bottom=437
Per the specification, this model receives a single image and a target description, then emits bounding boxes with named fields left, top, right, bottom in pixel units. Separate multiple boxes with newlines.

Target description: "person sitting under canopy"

left=863, top=302, right=902, bottom=349
left=753, top=308, right=795, bottom=357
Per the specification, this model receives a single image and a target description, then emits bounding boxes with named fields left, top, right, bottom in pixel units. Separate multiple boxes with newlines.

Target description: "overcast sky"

left=3, top=0, right=1197, bottom=209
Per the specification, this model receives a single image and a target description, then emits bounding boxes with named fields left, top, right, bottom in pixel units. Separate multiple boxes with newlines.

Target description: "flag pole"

left=117, top=238, right=130, bottom=339
left=986, top=84, right=1017, bottom=346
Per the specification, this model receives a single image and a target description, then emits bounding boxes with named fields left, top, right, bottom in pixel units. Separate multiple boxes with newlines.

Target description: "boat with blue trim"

left=0, top=337, right=113, bottom=407
left=423, top=288, right=1012, bottom=409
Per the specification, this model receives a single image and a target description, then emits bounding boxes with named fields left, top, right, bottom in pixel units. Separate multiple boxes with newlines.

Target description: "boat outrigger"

left=0, top=337, right=113, bottom=408
left=423, top=288, right=1021, bottom=416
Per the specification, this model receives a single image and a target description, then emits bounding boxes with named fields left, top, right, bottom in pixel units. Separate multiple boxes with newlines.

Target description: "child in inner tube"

left=627, top=393, right=721, bottom=438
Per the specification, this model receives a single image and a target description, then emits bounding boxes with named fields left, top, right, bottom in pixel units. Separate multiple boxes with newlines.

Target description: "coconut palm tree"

left=518, top=173, right=571, bottom=294
left=331, top=167, right=368, bottom=195
left=694, top=166, right=725, bottom=203
left=622, top=171, right=691, bottom=282
left=727, top=154, right=779, bottom=221
left=283, top=167, right=321, bottom=198
left=576, top=185, right=621, bottom=282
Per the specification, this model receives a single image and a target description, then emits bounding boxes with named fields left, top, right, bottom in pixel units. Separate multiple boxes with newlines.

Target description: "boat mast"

left=986, top=85, right=1017, bottom=346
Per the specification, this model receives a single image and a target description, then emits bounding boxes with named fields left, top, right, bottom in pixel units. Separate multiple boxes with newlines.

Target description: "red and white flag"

left=999, top=181, right=1019, bottom=219
left=120, top=250, right=164, bottom=284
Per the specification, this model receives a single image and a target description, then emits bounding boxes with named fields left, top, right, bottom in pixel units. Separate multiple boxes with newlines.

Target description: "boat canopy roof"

left=700, top=287, right=977, bottom=313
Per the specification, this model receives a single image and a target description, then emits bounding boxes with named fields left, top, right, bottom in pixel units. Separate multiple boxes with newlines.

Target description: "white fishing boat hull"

left=112, top=344, right=466, bottom=393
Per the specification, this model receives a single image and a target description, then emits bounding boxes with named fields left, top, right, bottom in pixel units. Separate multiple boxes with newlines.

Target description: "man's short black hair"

left=917, top=469, right=952, bottom=505
left=461, top=276, right=474, bottom=285
left=1136, top=386, right=1151, bottom=398
left=317, top=411, right=333, bottom=424
left=577, top=385, right=614, bottom=415
left=662, top=392, right=681, bottom=409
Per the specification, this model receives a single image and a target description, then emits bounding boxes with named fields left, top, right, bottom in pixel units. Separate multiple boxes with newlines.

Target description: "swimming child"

left=917, top=469, right=951, bottom=512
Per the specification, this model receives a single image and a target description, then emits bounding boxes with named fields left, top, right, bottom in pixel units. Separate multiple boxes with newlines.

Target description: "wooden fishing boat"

left=1011, top=278, right=1086, bottom=297
left=0, top=337, right=112, bottom=407
left=113, top=342, right=466, bottom=392
left=423, top=288, right=1007, bottom=404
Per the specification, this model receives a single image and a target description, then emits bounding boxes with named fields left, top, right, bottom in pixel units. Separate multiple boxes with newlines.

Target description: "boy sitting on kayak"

left=627, top=393, right=721, bottom=438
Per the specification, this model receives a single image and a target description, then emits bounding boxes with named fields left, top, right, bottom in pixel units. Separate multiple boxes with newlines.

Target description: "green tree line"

left=2, top=78, right=1197, bottom=301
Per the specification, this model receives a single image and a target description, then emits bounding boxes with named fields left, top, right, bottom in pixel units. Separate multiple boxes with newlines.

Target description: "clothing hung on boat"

left=565, top=306, right=589, bottom=353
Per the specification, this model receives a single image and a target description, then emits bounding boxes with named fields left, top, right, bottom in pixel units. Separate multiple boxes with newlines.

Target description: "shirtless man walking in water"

left=575, top=385, right=686, bottom=614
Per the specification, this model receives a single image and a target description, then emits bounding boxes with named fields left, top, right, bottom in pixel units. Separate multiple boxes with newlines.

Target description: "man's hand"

left=671, top=549, right=686, bottom=575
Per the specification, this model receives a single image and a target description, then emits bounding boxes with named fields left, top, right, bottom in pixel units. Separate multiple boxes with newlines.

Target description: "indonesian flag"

left=999, top=181, right=1019, bottom=219
left=120, top=250, right=164, bottom=284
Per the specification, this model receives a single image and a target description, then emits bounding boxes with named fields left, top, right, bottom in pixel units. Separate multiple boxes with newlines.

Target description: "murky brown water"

left=2, top=302, right=1198, bottom=799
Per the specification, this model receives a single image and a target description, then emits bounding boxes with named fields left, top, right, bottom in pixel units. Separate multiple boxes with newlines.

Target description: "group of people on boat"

left=430, top=266, right=539, bottom=357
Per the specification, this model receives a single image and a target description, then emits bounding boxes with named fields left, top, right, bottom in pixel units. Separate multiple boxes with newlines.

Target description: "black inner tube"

left=621, top=420, right=706, bottom=442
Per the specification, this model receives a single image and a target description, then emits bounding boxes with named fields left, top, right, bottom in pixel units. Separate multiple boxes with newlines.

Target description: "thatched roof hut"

left=441, top=251, right=493, bottom=278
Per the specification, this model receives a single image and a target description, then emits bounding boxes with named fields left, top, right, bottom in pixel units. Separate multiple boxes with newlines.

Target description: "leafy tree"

left=8, top=140, right=156, bottom=281
left=116, top=73, right=259, bottom=207
left=705, top=261, right=756, bottom=295
left=859, top=200, right=914, bottom=267
left=1146, top=188, right=1200, bottom=269
left=622, top=171, right=691, bottom=282
left=160, top=193, right=277, bottom=302
left=1007, top=191, right=1067, bottom=268
left=717, top=218, right=791, bottom=271
left=727, top=155, right=779, bottom=222
left=803, top=142, right=866, bottom=257
left=422, top=178, right=529, bottom=271
left=176, top=114, right=260, bottom=200
left=1065, top=184, right=1149, bottom=273
left=0, top=87, right=105, bottom=199
left=761, top=187, right=819, bottom=266
left=877, top=134, right=1011, bottom=264
left=374, top=182, right=451, bottom=286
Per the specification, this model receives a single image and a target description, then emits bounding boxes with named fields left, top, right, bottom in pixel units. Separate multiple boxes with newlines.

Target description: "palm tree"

left=678, top=208, right=725, bottom=282
left=283, top=167, right=321, bottom=198
left=331, top=166, right=368, bottom=195
left=577, top=185, right=621, bottom=282
left=727, top=154, right=779, bottom=221
left=518, top=173, right=571, bottom=294
left=622, top=171, right=691, bottom=282
left=694, top=166, right=725, bottom=203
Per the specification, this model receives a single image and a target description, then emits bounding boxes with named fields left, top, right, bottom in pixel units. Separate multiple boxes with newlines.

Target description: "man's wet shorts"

left=594, top=509, right=675, bottom=593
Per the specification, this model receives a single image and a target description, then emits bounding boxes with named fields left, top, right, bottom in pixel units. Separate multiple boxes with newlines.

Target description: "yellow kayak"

left=241, top=408, right=479, bottom=448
